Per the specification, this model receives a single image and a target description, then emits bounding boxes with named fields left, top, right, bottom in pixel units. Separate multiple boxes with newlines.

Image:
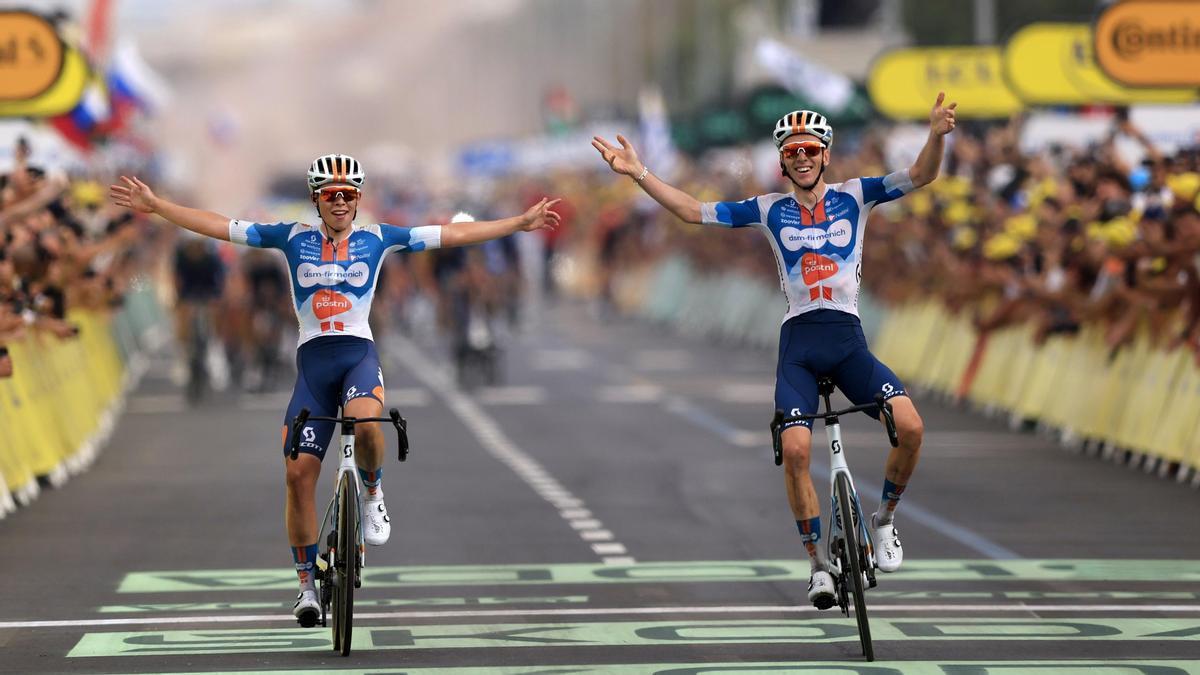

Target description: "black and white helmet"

left=306, top=154, right=365, bottom=192
left=772, top=110, right=833, bottom=149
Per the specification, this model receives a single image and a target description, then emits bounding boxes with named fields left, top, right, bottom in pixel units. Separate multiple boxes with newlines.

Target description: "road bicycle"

left=770, top=376, right=899, bottom=662
left=290, top=406, right=409, bottom=656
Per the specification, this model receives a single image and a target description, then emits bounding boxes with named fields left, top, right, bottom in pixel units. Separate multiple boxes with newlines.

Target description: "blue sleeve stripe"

left=245, top=228, right=263, bottom=247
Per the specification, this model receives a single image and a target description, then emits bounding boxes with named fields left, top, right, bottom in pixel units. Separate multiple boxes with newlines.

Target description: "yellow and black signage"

left=0, top=10, right=87, bottom=117
left=1005, top=23, right=1195, bottom=104
left=1095, top=0, right=1200, bottom=87
left=868, top=47, right=1022, bottom=120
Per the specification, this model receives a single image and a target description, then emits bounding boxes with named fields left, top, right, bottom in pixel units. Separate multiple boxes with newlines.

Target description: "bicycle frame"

left=289, top=408, right=410, bottom=578
left=769, top=381, right=900, bottom=579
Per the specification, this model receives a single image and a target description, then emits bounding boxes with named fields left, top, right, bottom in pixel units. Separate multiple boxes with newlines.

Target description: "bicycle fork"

left=823, top=421, right=877, bottom=583
left=319, top=431, right=366, bottom=580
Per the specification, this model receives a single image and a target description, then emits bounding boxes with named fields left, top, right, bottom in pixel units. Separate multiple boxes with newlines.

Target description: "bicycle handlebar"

left=769, top=395, right=899, bottom=466
left=289, top=407, right=410, bottom=462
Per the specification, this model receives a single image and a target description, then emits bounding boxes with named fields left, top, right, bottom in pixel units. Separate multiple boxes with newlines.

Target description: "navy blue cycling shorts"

left=282, top=336, right=385, bottom=460
left=775, top=309, right=906, bottom=430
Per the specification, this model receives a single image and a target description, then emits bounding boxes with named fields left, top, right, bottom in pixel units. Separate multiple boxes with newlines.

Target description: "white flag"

left=638, top=86, right=679, bottom=181
left=755, top=39, right=854, bottom=114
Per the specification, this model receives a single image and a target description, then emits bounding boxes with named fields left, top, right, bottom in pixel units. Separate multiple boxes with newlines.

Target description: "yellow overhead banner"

left=1005, top=23, right=1196, bottom=104
left=0, top=11, right=88, bottom=117
left=1095, top=0, right=1200, bottom=87
left=868, top=47, right=1022, bottom=120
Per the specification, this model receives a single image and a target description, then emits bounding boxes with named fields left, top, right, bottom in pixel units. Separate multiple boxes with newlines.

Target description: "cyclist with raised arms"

left=593, top=93, right=956, bottom=609
left=110, top=155, right=561, bottom=625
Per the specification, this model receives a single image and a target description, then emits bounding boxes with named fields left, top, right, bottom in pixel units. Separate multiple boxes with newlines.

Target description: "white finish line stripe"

left=5, top=604, right=1199, bottom=629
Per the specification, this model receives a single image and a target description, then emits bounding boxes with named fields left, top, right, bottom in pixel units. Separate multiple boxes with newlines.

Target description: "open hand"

left=930, top=92, right=957, bottom=136
left=519, top=198, right=563, bottom=232
left=591, top=134, right=644, bottom=178
left=109, top=176, right=158, bottom=214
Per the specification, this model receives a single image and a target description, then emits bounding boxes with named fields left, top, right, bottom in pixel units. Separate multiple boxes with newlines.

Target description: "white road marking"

left=715, top=383, right=775, bottom=404
left=596, top=384, right=663, bottom=403
left=5, top=604, right=1199, bottom=629
left=475, top=386, right=547, bottom=405
left=591, top=542, right=628, bottom=555
left=386, top=335, right=634, bottom=564
left=580, top=529, right=614, bottom=541
left=633, top=349, right=691, bottom=371
left=531, top=349, right=592, bottom=371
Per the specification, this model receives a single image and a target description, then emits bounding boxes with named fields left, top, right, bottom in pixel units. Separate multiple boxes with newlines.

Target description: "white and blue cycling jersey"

left=228, top=220, right=442, bottom=346
left=700, top=170, right=913, bottom=323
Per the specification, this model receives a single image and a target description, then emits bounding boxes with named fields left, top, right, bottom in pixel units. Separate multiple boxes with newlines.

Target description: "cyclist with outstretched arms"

left=110, top=155, right=561, bottom=625
left=593, top=93, right=956, bottom=608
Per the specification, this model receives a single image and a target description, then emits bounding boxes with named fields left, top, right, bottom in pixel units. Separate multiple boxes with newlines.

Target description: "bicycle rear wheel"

left=835, top=472, right=873, bottom=661
left=331, top=473, right=358, bottom=656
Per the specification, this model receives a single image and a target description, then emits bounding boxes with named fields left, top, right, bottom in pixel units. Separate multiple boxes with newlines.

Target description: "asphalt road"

left=2, top=299, right=1198, bottom=674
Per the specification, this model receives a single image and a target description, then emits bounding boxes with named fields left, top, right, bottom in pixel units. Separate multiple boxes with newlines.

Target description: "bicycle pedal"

left=813, top=595, right=835, bottom=610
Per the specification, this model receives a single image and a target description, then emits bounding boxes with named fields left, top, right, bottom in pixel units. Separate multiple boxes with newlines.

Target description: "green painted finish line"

left=116, top=560, right=1200, bottom=593
left=98, top=595, right=588, bottom=613
left=96, top=591, right=1200, bottom=614
left=129, top=662, right=1200, bottom=675
left=68, top=618, right=1200, bottom=657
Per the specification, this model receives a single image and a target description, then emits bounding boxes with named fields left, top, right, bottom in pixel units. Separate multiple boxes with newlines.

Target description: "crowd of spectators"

left=557, top=113, right=1200, bottom=366
left=0, top=136, right=148, bottom=380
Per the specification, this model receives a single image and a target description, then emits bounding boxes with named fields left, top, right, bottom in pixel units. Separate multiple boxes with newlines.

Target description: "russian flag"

left=49, top=76, right=110, bottom=151
left=98, top=41, right=170, bottom=136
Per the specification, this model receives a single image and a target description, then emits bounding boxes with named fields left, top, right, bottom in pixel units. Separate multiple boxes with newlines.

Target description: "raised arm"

left=440, top=198, right=561, bottom=248
left=108, top=176, right=231, bottom=241
left=908, top=92, right=957, bottom=190
left=592, top=134, right=702, bottom=224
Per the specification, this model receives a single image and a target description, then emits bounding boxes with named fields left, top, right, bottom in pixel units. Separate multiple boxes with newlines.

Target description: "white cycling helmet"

left=307, top=153, right=365, bottom=192
left=773, top=110, right=833, bottom=149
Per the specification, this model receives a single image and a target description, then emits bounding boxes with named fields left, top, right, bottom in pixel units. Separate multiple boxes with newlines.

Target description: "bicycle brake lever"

left=290, top=408, right=311, bottom=460
left=390, top=408, right=409, bottom=461
left=770, top=410, right=784, bottom=466
left=875, top=395, right=899, bottom=448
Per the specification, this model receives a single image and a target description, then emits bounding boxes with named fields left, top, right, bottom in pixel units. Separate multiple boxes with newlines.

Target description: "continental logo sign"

left=868, top=47, right=1021, bottom=120
left=0, top=10, right=87, bottom=117
left=1095, top=1, right=1200, bottom=86
left=1005, top=23, right=1195, bottom=104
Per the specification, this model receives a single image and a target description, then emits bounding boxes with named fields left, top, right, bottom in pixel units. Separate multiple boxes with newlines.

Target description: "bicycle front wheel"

left=331, top=473, right=358, bottom=656
left=835, top=472, right=873, bottom=661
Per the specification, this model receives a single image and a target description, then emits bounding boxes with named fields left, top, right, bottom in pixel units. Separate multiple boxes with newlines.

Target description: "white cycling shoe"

left=293, top=589, right=320, bottom=627
left=808, top=569, right=836, bottom=610
left=364, top=496, right=391, bottom=546
left=872, top=513, right=903, bottom=573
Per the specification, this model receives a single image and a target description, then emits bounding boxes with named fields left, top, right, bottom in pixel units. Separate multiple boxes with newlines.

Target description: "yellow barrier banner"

left=1095, top=0, right=1200, bottom=87
left=0, top=311, right=129, bottom=500
left=868, top=47, right=1023, bottom=120
left=876, top=301, right=1200, bottom=471
left=1005, top=23, right=1196, bottom=104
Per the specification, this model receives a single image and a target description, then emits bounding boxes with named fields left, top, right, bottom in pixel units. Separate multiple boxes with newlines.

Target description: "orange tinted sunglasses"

left=316, top=186, right=361, bottom=202
left=780, top=142, right=824, bottom=160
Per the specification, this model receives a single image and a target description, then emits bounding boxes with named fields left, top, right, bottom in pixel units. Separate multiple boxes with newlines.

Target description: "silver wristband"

left=635, top=166, right=649, bottom=182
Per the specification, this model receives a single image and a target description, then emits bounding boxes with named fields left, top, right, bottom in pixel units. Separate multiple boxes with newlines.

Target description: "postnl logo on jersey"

left=312, top=289, right=352, bottom=319
left=800, top=253, right=839, bottom=285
